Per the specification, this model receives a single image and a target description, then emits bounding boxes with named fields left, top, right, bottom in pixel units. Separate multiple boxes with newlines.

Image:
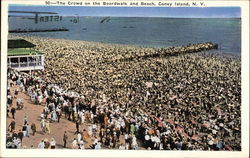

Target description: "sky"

left=9, top=5, right=241, bottom=18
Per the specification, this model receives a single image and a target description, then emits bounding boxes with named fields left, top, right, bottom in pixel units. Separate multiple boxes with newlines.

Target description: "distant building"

left=8, top=39, right=44, bottom=71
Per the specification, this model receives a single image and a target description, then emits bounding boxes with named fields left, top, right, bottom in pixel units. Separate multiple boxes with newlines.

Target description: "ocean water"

left=9, top=17, right=241, bottom=54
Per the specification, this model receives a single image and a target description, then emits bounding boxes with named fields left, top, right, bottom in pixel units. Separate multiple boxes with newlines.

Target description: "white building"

left=8, top=39, right=44, bottom=71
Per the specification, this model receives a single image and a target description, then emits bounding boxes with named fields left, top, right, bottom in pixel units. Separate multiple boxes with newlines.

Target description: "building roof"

left=8, top=39, right=36, bottom=48
left=8, top=48, right=43, bottom=56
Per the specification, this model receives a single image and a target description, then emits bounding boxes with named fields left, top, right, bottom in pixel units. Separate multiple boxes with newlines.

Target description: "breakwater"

left=115, top=42, right=218, bottom=62
left=9, top=28, right=69, bottom=33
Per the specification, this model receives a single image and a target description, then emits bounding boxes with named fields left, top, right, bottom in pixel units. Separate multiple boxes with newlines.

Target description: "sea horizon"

left=9, top=17, right=241, bottom=55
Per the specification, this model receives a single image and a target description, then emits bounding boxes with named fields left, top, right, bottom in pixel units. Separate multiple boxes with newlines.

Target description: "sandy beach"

left=7, top=35, right=241, bottom=150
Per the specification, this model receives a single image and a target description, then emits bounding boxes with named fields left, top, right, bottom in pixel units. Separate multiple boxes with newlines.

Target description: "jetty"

left=114, top=42, right=218, bottom=62
left=9, top=28, right=69, bottom=33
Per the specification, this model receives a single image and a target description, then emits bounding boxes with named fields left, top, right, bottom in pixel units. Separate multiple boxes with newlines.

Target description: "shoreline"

left=9, top=33, right=241, bottom=58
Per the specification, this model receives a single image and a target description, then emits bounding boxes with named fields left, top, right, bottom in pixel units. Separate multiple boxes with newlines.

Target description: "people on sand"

left=5, top=36, right=240, bottom=150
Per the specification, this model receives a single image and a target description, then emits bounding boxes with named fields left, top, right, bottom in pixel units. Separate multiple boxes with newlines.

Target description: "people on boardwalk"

left=31, top=123, right=36, bottom=136
left=8, top=119, right=16, bottom=132
left=63, top=131, right=68, bottom=148
left=10, top=107, right=16, bottom=119
left=16, top=98, right=24, bottom=110
left=72, top=138, right=78, bottom=149
left=50, top=138, right=56, bottom=149
left=25, top=123, right=30, bottom=137
left=38, top=140, right=45, bottom=149
left=17, top=129, right=24, bottom=144
left=40, top=118, right=46, bottom=133
left=45, top=120, right=50, bottom=134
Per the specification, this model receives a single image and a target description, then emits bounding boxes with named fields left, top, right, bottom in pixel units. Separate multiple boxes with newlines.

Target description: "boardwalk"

left=7, top=85, right=101, bottom=149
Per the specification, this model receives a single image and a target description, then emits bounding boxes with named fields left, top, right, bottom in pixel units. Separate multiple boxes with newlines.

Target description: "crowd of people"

left=6, top=35, right=241, bottom=150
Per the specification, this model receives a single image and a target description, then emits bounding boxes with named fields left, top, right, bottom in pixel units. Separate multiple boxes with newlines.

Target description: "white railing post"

left=18, top=57, right=20, bottom=68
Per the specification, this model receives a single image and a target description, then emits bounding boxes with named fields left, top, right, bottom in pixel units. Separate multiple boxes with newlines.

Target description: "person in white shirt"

left=77, top=133, right=82, bottom=143
left=50, top=138, right=56, bottom=149
left=92, top=124, right=97, bottom=137
left=94, top=142, right=101, bottom=149
left=90, top=111, right=94, bottom=123
left=40, top=112, right=44, bottom=120
left=119, top=143, right=125, bottom=150
left=38, top=140, right=45, bottom=149
left=72, top=138, right=78, bottom=149
left=38, top=95, right=43, bottom=104
left=131, top=136, right=138, bottom=150
left=44, top=90, right=48, bottom=98
left=79, top=110, right=85, bottom=124
left=79, top=140, right=85, bottom=149
left=16, top=138, right=22, bottom=149
left=88, top=126, right=93, bottom=137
